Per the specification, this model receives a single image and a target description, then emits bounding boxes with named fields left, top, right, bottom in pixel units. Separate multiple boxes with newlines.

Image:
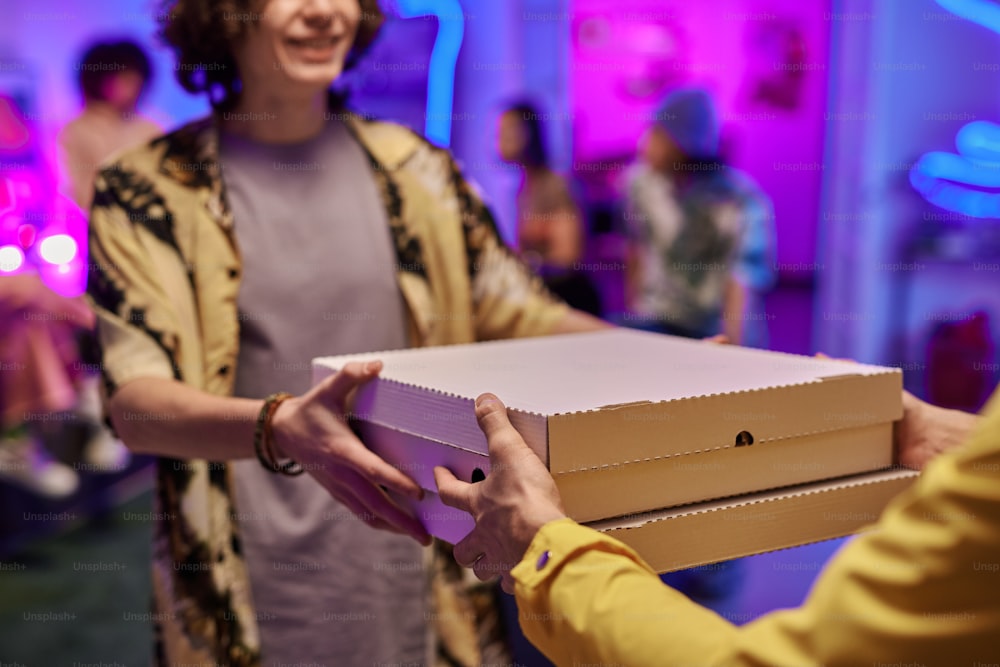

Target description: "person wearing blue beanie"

left=653, top=88, right=721, bottom=160
left=623, top=86, right=776, bottom=347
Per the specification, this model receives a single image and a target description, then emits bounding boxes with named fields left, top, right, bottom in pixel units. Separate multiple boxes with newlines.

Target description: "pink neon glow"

left=17, top=223, right=37, bottom=248
left=0, top=99, right=31, bottom=152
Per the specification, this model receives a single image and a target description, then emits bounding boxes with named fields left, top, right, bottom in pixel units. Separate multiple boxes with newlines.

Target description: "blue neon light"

left=910, top=0, right=1000, bottom=218
left=935, top=0, right=1000, bottom=33
left=395, top=0, right=465, bottom=147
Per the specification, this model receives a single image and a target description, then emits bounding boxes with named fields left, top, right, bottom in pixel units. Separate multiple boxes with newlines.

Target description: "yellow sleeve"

left=86, top=167, right=181, bottom=396
left=514, top=518, right=741, bottom=666
left=514, top=393, right=1000, bottom=667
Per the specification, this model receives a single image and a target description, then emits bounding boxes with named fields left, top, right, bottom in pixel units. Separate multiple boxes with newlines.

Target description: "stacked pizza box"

left=313, top=329, right=916, bottom=572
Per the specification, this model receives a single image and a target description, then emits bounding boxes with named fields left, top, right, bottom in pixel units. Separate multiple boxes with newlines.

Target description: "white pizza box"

left=312, top=329, right=902, bottom=540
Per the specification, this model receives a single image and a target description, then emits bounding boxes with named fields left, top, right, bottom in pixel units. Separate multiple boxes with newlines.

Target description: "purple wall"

left=570, top=0, right=831, bottom=274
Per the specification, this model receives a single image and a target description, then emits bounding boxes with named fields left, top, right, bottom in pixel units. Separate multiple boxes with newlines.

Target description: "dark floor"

left=0, top=282, right=834, bottom=667
left=0, top=473, right=154, bottom=666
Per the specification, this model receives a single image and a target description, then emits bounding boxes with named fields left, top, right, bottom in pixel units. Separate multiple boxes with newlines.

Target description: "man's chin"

left=280, top=62, right=345, bottom=87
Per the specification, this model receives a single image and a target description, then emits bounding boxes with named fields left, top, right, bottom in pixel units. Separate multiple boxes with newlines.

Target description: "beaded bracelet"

left=253, top=392, right=304, bottom=476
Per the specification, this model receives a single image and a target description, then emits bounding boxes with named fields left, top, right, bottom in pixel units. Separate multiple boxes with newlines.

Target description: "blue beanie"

left=653, top=88, right=720, bottom=160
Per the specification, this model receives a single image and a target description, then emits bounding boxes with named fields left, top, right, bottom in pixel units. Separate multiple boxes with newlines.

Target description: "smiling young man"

left=86, top=1, right=605, bottom=665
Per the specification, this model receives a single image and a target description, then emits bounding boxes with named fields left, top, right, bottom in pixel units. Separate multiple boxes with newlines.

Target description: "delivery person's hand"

left=271, top=360, right=431, bottom=545
left=434, top=393, right=566, bottom=593
left=811, top=353, right=982, bottom=470
left=895, top=389, right=981, bottom=470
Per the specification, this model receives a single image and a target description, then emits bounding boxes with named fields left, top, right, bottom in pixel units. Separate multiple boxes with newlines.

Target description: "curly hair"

left=78, top=40, right=153, bottom=102
left=157, top=0, right=384, bottom=111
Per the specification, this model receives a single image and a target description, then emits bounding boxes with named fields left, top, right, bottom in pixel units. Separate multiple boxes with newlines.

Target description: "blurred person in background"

left=60, top=40, right=156, bottom=473
left=86, top=1, right=605, bottom=665
left=498, top=102, right=602, bottom=316
left=624, top=87, right=776, bottom=347
left=0, top=273, right=92, bottom=497
left=59, top=40, right=161, bottom=470
left=0, top=86, right=130, bottom=498
left=59, top=39, right=161, bottom=210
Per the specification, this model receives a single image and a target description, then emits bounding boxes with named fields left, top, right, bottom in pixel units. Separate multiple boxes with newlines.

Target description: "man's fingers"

left=320, top=478, right=407, bottom=536
left=335, top=466, right=430, bottom=545
left=329, top=488, right=405, bottom=536
left=474, top=394, right=531, bottom=462
left=342, top=442, right=423, bottom=501
left=321, top=360, right=382, bottom=407
left=433, top=466, right=474, bottom=513
left=472, top=555, right=498, bottom=583
left=453, top=533, right=486, bottom=569
left=474, top=393, right=509, bottom=436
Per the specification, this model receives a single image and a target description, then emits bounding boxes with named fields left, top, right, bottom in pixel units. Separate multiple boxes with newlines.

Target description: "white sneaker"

left=0, top=435, right=80, bottom=498
left=81, top=427, right=131, bottom=473
left=75, top=375, right=132, bottom=473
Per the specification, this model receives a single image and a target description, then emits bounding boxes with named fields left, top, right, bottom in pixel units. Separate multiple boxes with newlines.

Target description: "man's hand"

left=813, top=354, right=982, bottom=470
left=895, top=389, right=980, bottom=470
left=271, top=360, right=431, bottom=545
left=434, top=394, right=567, bottom=593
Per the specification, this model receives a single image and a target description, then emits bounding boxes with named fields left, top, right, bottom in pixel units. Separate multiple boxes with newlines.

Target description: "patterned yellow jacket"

left=86, top=112, right=569, bottom=666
